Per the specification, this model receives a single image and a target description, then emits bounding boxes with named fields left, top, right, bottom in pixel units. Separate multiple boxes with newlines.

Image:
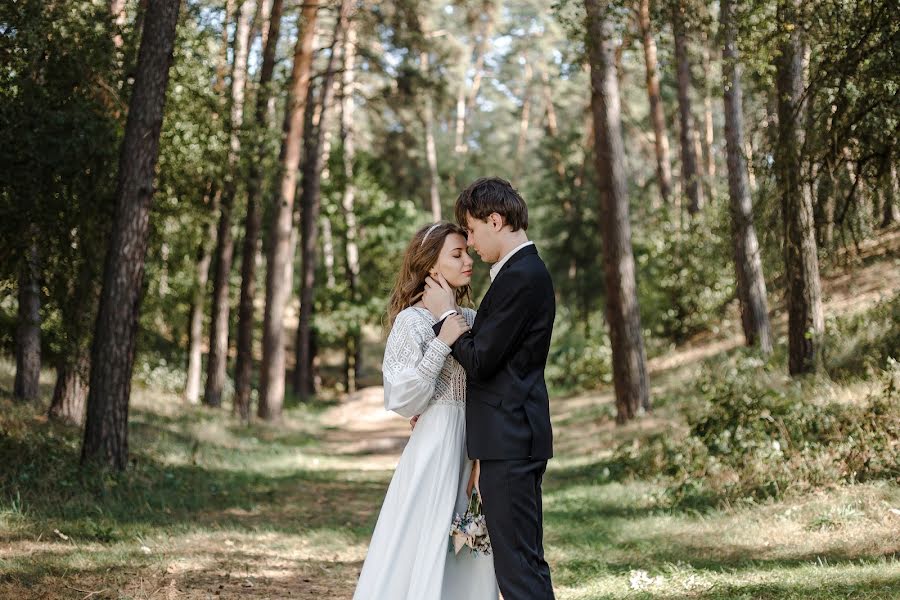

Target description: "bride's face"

left=429, top=233, right=474, bottom=288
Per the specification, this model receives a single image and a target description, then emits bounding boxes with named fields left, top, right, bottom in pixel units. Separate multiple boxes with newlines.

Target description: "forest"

left=1, top=0, right=898, bottom=598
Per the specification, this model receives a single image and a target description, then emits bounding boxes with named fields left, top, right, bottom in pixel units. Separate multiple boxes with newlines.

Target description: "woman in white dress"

left=352, top=222, right=499, bottom=600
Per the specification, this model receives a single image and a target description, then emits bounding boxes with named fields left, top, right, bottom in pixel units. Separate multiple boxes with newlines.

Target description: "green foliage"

left=635, top=206, right=736, bottom=343
left=824, top=294, right=900, bottom=381
left=0, top=0, right=121, bottom=367
left=546, top=307, right=612, bottom=394
left=612, top=354, right=900, bottom=507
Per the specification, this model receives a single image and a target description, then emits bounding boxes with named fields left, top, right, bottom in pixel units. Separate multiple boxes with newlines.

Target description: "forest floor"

left=1, top=228, right=899, bottom=599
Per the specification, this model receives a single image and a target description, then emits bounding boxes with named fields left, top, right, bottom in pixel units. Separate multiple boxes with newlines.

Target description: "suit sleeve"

left=440, top=277, right=534, bottom=382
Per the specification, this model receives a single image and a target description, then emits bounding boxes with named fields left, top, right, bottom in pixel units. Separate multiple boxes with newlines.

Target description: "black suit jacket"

left=433, top=244, right=555, bottom=460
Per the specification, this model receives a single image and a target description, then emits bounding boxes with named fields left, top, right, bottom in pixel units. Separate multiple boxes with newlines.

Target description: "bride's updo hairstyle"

left=387, top=221, right=472, bottom=326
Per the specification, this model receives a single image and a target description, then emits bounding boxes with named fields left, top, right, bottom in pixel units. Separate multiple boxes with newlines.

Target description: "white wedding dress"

left=352, top=306, right=499, bottom=600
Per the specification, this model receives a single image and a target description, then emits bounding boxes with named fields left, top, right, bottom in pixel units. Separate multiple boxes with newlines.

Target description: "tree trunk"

left=321, top=216, right=337, bottom=289
left=420, top=50, right=442, bottom=221
left=184, top=187, right=220, bottom=404
left=49, top=351, right=89, bottom=425
left=81, top=0, right=181, bottom=470
left=258, top=0, right=320, bottom=420
left=514, top=61, right=533, bottom=179
left=454, top=1, right=496, bottom=154
left=204, top=0, right=255, bottom=408
left=775, top=0, right=823, bottom=376
left=294, top=1, right=348, bottom=399
left=672, top=0, right=704, bottom=214
left=638, top=0, right=673, bottom=205
left=721, top=0, right=773, bottom=354
left=454, top=41, right=473, bottom=154
left=233, top=0, right=283, bottom=422
left=585, top=0, right=651, bottom=423
left=340, top=20, right=362, bottom=392
left=701, top=29, right=716, bottom=180
left=882, top=161, right=897, bottom=228
left=14, top=235, right=42, bottom=403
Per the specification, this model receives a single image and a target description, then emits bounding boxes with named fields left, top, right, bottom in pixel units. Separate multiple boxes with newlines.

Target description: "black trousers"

left=479, top=458, right=555, bottom=600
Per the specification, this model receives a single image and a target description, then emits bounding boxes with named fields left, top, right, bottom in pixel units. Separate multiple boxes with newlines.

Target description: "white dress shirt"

left=436, top=240, right=535, bottom=322
left=489, top=240, right=534, bottom=282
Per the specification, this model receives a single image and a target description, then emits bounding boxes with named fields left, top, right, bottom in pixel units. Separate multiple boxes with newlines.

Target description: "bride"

left=352, top=222, right=499, bottom=600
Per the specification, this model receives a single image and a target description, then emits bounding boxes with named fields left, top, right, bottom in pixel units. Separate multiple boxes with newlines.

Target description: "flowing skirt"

left=352, top=404, right=499, bottom=600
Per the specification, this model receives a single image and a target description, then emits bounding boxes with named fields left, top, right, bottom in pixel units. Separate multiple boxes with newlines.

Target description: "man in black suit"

left=423, top=176, right=556, bottom=600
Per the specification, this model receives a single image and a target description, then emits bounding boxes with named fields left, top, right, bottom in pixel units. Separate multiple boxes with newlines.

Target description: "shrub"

left=611, top=356, right=900, bottom=507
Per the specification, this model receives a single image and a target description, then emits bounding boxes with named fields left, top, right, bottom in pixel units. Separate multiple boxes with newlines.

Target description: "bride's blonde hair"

left=387, top=222, right=472, bottom=326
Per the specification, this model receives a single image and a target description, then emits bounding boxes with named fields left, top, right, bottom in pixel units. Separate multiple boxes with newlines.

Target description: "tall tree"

left=637, top=0, right=673, bottom=205
left=700, top=27, right=716, bottom=180
left=775, top=0, right=823, bottom=375
left=340, top=18, right=362, bottom=392
left=184, top=10, right=232, bottom=405
left=184, top=186, right=220, bottom=404
left=420, top=48, right=442, bottom=221
left=721, top=0, right=772, bottom=354
left=585, top=0, right=650, bottom=423
left=204, top=0, right=255, bottom=408
left=81, top=0, right=182, bottom=470
left=234, top=0, right=284, bottom=422
left=453, top=0, right=497, bottom=154
left=294, top=0, right=349, bottom=398
left=258, top=0, right=320, bottom=420
left=672, top=0, right=704, bottom=214
left=882, top=160, right=897, bottom=228
left=14, top=234, right=41, bottom=402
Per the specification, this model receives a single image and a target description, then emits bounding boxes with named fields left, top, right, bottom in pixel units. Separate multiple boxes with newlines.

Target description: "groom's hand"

left=423, top=273, right=456, bottom=318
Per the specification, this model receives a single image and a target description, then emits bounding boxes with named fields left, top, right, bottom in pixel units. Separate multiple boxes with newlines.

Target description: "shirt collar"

left=489, top=241, right=534, bottom=282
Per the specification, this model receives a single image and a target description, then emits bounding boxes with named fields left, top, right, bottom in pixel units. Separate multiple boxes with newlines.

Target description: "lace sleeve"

left=382, top=311, right=452, bottom=418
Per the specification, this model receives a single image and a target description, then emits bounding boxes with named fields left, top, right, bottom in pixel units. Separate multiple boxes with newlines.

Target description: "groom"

left=423, top=176, right=555, bottom=600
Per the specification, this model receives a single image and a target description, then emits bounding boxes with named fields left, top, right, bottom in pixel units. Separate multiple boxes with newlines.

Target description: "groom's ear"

left=489, top=213, right=505, bottom=231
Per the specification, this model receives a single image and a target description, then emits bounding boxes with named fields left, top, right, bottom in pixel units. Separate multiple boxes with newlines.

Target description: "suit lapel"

left=473, top=245, right=538, bottom=330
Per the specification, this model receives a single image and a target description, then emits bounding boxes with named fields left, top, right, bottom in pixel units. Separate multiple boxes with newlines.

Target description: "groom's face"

left=464, top=212, right=503, bottom=263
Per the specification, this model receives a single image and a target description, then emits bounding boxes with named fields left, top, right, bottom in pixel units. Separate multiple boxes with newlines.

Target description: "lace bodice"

left=382, top=306, right=476, bottom=416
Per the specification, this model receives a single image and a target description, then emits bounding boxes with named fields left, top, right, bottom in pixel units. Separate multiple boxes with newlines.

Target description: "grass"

left=1, top=248, right=899, bottom=598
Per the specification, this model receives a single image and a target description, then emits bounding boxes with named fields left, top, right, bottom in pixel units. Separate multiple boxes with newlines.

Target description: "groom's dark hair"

left=455, top=176, right=529, bottom=232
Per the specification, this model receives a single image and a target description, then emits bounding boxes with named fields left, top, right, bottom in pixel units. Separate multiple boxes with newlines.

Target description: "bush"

left=635, top=209, right=735, bottom=344
left=611, top=356, right=900, bottom=507
left=824, top=294, right=900, bottom=380
left=546, top=308, right=613, bottom=394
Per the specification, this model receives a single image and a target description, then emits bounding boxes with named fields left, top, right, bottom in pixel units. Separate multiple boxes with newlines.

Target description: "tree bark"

left=672, top=0, right=704, bottom=214
left=701, top=29, right=716, bottom=180
left=184, top=186, right=220, bottom=404
left=721, top=0, right=773, bottom=354
left=14, top=235, right=41, bottom=403
left=420, top=49, right=442, bottom=221
left=258, top=0, right=320, bottom=420
left=204, top=0, right=255, bottom=408
left=775, top=0, right=823, bottom=376
left=882, top=161, right=897, bottom=228
left=585, top=0, right=651, bottom=423
left=454, top=1, right=496, bottom=153
left=49, top=351, right=89, bottom=425
left=637, top=0, right=673, bottom=205
left=294, top=1, right=348, bottom=398
left=234, top=0, right=283, bottom=422
left=514, top=61, right=533, bottom=179
left=81, top=0, right=181, bottom=470
left=321, top=216, right=337, bottom=289
left=340, top=20, right=362, bottom=392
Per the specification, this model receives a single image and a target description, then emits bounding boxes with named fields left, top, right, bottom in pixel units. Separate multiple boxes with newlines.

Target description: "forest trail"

left=2, top=228, right=898, bottom=600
